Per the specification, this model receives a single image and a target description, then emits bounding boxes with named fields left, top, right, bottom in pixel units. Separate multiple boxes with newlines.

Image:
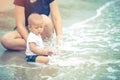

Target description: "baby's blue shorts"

left=25, top=55, right=48, bottom=62
left=25, top=55, right=38, bottom=62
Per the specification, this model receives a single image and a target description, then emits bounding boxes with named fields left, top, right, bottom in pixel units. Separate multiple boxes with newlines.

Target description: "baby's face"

left=30, top=21, right=44, bottom=35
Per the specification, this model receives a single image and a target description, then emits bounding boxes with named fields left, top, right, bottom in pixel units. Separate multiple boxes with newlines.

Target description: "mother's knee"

left=41, top=15, right=53, bottom=40
left=0, top=31, right=18, bottom=49
left=41, top=14, right=53, bottom=26
left=0, top=34, right=11, bottom=49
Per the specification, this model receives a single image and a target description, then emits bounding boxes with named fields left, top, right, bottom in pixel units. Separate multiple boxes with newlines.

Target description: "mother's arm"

left=50, top=0, right=63, bottom=44
left=15, top=5, right=28, bottom=41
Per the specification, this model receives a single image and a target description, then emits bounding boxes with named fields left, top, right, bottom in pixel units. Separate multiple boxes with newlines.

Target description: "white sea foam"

left=106, top=67, right=117, bottom=72
left=0, top=64, right=45, bottom=69
left=49, top=56, right=120, bottom=67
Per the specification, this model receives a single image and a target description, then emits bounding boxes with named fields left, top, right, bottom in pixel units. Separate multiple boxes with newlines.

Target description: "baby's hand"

left=48, top=49, right=53, bottom=55
left=42, top=49, right=49, bottom=55
left=47, top=49, right=58, bottom=55
left=43, top=48, right=53, bottom=55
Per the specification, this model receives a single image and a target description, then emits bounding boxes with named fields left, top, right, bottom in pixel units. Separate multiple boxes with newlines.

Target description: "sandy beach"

left=0, top=0, right=14, bottom=11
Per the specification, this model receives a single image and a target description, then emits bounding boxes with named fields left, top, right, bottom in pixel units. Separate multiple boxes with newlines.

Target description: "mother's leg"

left=41, top=15, right=53, bottom=40
left=0, top=31, right=26, bottom=50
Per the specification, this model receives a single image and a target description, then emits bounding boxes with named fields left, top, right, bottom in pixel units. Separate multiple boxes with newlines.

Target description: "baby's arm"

left=29, top=42, right=48, bottom=55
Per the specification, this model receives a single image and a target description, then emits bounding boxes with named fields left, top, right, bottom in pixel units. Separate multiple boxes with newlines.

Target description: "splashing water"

left=0, top=0, right=120, bottom=80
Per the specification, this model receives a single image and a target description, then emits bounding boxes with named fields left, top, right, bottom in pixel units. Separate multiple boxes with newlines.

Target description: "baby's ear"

left=28, top=25, right=31, bottom=30
left=28, top=25, right=30, bottom=28
left=28, top=25, right=31, bottom=28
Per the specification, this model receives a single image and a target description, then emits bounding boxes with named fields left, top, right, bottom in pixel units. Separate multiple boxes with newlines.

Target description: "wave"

left=1, top=57, right=120, bottom=67
left=70, top=1, right=114, bottom=29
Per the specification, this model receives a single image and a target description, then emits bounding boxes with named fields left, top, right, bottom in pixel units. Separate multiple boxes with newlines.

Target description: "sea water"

left=0, top=0, right=120, bottom=80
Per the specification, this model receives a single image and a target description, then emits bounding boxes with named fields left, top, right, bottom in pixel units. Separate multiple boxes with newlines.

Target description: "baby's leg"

left=36, top=56, right=49, bottom=64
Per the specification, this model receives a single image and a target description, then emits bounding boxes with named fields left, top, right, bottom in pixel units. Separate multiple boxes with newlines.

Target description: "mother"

left=0, top=0, right=62, bottom=50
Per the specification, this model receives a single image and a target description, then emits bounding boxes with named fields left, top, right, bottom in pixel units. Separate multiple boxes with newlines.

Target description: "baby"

left=25, top=13, right=53, bottom=64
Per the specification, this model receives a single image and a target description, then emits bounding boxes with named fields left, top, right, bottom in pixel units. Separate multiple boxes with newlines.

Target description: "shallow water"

left=0, top=0, right=120, bottom=80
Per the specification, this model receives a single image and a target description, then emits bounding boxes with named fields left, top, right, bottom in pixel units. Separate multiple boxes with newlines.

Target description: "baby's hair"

left=28, top=13, right=43, bottom=25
